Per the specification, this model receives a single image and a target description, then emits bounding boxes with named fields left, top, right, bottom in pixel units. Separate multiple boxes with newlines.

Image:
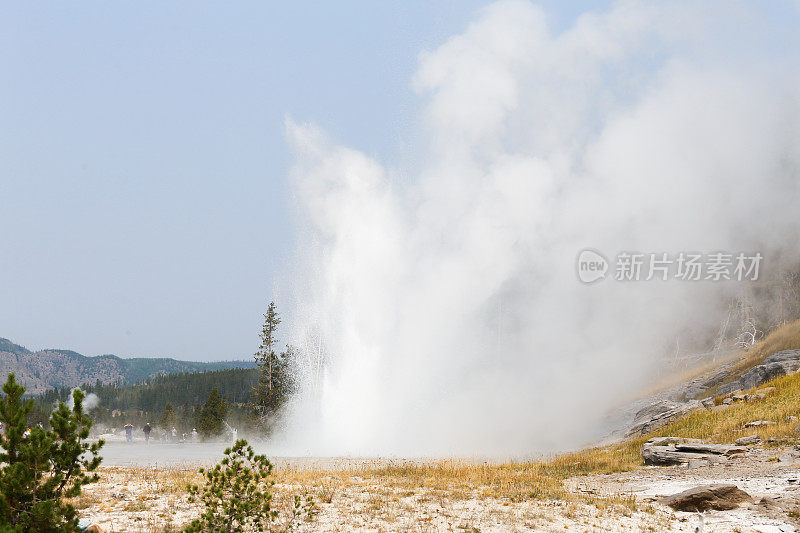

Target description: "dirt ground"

left=74, top=444, right=800, bottom=532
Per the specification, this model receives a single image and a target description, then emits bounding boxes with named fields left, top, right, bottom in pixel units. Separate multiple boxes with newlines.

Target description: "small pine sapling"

left=184, top=439, right=314, bottom=532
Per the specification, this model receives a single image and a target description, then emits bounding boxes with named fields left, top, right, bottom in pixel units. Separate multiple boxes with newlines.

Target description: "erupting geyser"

left=277, top=0, right=800, bottom=457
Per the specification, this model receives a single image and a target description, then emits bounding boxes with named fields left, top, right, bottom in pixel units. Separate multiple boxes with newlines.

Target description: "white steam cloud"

left=281, top=1, right=800, bottom=457
left=66, top=388, right=100, bottom=412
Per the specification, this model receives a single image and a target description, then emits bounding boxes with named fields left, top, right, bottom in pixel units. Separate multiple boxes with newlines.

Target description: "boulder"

left=745, top=420, right=776, bottom=428
left=717, top=382, right=737, bottom=396
left=627, top=400, right=702, bottom=437
left=734, top=435, right=761, bottom=446
left=633, top=400, right=681, bottom=422
left=740, top=363, right=790, bottom=391
left=707, top=454, right=729, bottom=465
left=661, top=484, right=752, bottom=512
left=674, top=443, right=746, bottom=456
left=736, top=350, right=800, bottom=391
left=687, top=458, right=707, bottom=469
left=763, top=349, right=800, bottom=368
left=701, top=398, right=715, bottom=409
left=645, top=436, right=703, bottom=447
left=642, top=439, right=745, bottom=466
left=680, top=383, right=708, bottom=400
left=717, top=351, right=800, bottom=397
left=702, top=369, right=733, bottom=388
left=642, top=445, right=709, bottom=466
left=722, top=398, right=733, bottom=405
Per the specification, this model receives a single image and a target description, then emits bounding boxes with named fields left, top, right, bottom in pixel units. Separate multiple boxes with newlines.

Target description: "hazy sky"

left=12, top=0, right=772, bottom=362
left=1, top=1, right=606, bottom=361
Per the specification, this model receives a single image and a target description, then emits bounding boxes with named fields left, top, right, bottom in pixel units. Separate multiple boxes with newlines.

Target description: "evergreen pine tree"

left=197, top=388, right=227, bottom=439
left=0, top=373, right=103, bottom=532
left=179, top=401, right=192, bottom=433
left=160, top=403, right=175, bottom=430
left=252, top=302, right=297, bottom=427
left=254, top=301, right=281, bottom=392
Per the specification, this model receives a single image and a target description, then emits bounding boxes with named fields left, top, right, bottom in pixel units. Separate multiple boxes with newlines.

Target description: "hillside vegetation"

left=738, top=317, right=800, bottom=370
left=586, top=320, right=800, bottom=473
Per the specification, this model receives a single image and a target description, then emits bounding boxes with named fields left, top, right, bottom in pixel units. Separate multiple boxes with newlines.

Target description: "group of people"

left=0, top=421, right=44, bottom=440
left=122, top=422, right=198, bottom=443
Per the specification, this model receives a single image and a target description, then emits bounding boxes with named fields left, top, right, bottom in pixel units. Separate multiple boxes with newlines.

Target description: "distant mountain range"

left=0, top=338, right=256, bottom=395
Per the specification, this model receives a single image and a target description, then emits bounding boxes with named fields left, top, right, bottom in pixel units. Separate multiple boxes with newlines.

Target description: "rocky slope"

left=614, top=349, right=800, bottom=440
left=0, top=338, right=255, bottom=395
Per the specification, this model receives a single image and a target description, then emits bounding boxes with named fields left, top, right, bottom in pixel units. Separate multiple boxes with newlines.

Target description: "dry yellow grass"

left=736, top=317, right=800, bottom=372
left=274, top=444, right=651, bottom=507
left=285, top=368, right=800, bottom=505
left=648, top=377, right=800, bottom=445
left=559, top=368, right=800, bottom=473
left=102, top=463, right=204, bottom=495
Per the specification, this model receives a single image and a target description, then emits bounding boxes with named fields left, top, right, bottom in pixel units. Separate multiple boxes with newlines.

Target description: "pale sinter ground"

left=74, top=441, right=800, bottom=532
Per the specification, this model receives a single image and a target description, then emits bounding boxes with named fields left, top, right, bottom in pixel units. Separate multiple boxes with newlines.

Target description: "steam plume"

left=281, top=1, right=800, bottom=456
left=65, top=388, right=101, bottom=412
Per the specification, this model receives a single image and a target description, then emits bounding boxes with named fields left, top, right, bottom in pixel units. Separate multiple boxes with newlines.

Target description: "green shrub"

left=0, top=373, right=104, bottom=532
left=185, top=439, right=314, bottom=532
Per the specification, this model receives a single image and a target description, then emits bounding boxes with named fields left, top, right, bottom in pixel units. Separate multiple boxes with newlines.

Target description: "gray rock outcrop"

left=673, top=443, right=745, bottom=455
left=734, top=435, right=761, bottom=446
left=661, top=484, right=752, bottom=511
left=642, top=438, right=746, bottom=466
left=745, top=420, right=776, bottom=427
left=719, top=350, right=800, bottom=395
left=626, top=400, right=703, bottom=437
left=642, top=446, right=708, bottom=466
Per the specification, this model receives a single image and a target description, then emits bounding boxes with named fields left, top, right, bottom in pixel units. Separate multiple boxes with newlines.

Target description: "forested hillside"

left=39, top=368, right=258, bottom=412
left=0, top=337, right=255, bottom=394
left=32, top=368, right=260, bottom=435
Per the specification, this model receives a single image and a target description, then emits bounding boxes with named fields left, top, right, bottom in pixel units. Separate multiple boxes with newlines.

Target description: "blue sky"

left=0, top=1, right=614, bottom=361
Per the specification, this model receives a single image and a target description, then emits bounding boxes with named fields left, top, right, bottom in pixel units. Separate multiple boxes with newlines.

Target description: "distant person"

left=171, top=426, right=177, bottom=443
left=124, top=423, right=134, bottom=443
left=143, top=422, right=152, bottom=443
left=191, top=428, right=198, bottom=441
